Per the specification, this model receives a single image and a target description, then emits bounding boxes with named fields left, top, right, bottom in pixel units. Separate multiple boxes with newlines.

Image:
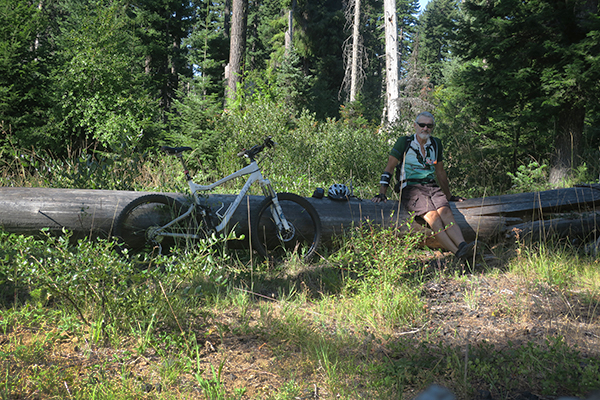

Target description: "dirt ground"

left=181, top=251, right=600, bottom=399
left=4, top=251, right=599, bottom=399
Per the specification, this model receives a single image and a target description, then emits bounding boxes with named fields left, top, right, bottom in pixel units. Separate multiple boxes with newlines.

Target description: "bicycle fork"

left=261, top=183, right=293, bottom=237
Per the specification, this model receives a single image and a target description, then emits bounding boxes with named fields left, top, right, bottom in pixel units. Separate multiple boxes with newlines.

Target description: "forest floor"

left=3, top=250, right=599, bottom=399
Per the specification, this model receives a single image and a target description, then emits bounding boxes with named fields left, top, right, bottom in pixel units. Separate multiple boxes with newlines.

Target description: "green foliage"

left=47, top=150, right=147, bottom=190
left=0, top=0, right=48, bottom=142
left=48, top=0, right=158, bottom=152
left=417, top=0, right=461, bottom=87
left=375, top=337, right=600, bottom=396
left=195, top=359, right=246, bottom=400
left=1, top=230, right=155, bottom=334
left=0, top=228, right=231, bottom=339
left=468, top=338, right=600, bottom=396
left=323, top=224, right=426, bottom=331
left=331, top=223, right=424, bottom=284
left=439, top=0, right=600, bottom=185
left=183, top=0, right=228, bottom=100
left=0, top=144, right=148, bottom=190
left=506, top=162, right=549, bottom=194
left=1, top=215, right=600, bottom=399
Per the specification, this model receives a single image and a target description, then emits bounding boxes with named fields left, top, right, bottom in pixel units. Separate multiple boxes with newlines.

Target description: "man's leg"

left=422, top=210, right=460, bottom=253
left=437, top=206, right=466, bottom=248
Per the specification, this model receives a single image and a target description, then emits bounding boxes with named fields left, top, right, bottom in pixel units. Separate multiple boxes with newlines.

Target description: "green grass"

left=1, top=226, right=599, bottom=399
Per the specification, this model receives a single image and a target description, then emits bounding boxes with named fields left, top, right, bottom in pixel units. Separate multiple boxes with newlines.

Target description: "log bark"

left=453, top=184, right=600, bottom=218
left=1, top=185, right=599, bottom=248
left=0, top=188, right=160, bottom=240
left=505, top=212, right=600, bottom=242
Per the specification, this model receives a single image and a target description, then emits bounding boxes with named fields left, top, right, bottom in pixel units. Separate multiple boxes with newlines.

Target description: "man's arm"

left=372, top=155, right=399, bottom=203
left=434, top=161, right=453, bottom=200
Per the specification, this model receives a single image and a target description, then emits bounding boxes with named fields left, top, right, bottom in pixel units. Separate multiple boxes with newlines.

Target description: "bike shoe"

left=455, top=241, right=475, bottom=261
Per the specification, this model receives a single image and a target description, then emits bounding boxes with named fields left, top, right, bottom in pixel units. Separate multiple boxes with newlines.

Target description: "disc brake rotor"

left=278, top=223, right=296, bottom=242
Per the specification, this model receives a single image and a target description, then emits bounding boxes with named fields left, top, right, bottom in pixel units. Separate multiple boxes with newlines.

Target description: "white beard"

left=418, top=132, right=430, bottom=140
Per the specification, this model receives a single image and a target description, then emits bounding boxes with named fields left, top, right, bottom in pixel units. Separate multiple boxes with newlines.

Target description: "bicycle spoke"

left=252, top=193, right=321, bottom=262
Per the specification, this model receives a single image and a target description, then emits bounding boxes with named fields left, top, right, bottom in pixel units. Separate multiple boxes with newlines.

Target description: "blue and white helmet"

left=328, top=184, right=350, bottom=201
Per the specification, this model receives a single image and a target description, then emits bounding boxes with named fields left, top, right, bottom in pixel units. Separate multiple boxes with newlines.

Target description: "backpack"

left=393, top=135, right=440, bottom=193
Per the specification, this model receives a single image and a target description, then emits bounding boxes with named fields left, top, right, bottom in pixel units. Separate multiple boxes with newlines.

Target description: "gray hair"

left=415, top=112, right=435, bottom=124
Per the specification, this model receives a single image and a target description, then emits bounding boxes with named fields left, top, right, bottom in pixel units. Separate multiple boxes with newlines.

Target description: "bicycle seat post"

left=176, top=153, right=193, bottom=181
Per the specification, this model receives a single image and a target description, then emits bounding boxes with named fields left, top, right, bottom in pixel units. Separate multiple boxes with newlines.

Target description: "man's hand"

left=449, top=195, right=465, bottom=202
left=372, top=193, right=387, bottom=203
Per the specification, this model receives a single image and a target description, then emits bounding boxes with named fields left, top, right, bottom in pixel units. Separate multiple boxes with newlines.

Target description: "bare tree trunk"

left=285, top=0, right=296, bottom=54
left=549, top=105, right=584, bottom=185
left=226, top=0, right=248, bottom=101
left=384, top=0, right=399, bottom=125
left=349, top=0, right=361, bottom=102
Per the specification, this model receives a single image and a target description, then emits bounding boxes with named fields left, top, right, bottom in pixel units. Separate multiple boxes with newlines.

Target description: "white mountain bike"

left=113, top=137, right=322, bottom=261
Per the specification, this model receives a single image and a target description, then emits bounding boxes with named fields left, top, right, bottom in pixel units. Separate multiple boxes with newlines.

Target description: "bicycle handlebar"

left=161, top=137, right=275, bottom=161
left=237, top=136, right=276, bottom=160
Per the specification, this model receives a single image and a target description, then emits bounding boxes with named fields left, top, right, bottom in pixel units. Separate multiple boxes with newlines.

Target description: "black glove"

left=373, top=193, right=387, bottom=201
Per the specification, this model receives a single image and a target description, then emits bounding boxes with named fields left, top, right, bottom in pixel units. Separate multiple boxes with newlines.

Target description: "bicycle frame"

left=157, top=157, right=292, bottom=240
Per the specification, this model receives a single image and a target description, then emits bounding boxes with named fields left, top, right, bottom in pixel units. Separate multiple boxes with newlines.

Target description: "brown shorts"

left=400, top=184, right=449, bottom=216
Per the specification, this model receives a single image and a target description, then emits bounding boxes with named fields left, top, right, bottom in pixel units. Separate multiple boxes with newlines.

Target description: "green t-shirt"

left=390, top=134, right=443, bottom=190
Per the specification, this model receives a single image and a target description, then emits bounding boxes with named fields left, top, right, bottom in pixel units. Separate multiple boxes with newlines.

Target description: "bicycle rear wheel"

left=114, top=194, right=201, bottom=253
left=251, top=192, right=322, bottom=262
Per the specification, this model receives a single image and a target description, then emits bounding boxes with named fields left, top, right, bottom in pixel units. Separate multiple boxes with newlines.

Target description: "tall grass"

left=509, top=241, right=600, bottom=291
left=1, top=222, right=600, bottom=398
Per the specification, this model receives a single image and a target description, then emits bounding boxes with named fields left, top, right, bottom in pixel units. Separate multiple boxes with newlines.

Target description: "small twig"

left=396, top=327, right=422, bottom=336
left=464, top=342, right=469, bottom=386
left=159, top=281, right=184, bottom=334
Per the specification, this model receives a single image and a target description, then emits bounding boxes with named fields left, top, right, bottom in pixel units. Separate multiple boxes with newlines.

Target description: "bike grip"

left=237, top=150, right=246, bottom=157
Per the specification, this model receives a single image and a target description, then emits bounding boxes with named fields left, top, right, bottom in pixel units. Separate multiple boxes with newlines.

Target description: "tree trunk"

left=349, top=0, right=361, bottom=102
left=549, top=105, right=584, bottom=185
left=384, top=0, right=399, bottom=125
left=285, top=0, right=296, bottom=55
left=226, top=0, right=248, bottom=101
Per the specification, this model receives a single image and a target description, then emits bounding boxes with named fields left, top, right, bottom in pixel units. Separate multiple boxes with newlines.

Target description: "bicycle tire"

left=251, top=192, right=322, bottom=262
left=113, top=194, right=201, bottom=253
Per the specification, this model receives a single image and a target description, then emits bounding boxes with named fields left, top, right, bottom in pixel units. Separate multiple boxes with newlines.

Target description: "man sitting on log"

left=372, top=111, right=475, bottom=261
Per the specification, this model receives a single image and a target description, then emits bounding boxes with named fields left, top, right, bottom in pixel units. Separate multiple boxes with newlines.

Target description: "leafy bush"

left=0, top=144, right=147, bottom=190
left=506, top=161, right=549, bottom=193
left=0, top=229, right=232, bottom=341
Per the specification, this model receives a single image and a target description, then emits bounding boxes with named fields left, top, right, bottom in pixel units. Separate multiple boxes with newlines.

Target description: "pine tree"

left=454, top=0, right=600, bottom=184
left=0, top=0, right=48, bottom=148
left=417, top=0, right=459, bottom=87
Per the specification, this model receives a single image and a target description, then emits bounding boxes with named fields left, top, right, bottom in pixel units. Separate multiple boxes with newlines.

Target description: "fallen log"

left=0, top=187, right=157, bottom=239
left=455, top=184, right=600, bottom=218
left=1, top=186, right=598, bottom=249
left=505, top=212, right=600, bottom=242
left=0, top=187, right=509, bottom=245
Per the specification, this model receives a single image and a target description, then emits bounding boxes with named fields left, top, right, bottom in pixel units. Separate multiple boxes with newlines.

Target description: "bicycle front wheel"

left=251, top=192, right=322, bottom=262
left=114, top=194, right=199, bottom=253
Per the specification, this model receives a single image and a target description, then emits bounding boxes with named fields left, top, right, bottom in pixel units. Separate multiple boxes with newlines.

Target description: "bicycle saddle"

left=161, top=146, right=193, bottom=155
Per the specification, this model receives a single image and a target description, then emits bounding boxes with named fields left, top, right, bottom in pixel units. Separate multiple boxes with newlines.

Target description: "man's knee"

left=438, top=206, right=455, bottom=220
left=423, top=210, right=444, bottom=230
left=423, top=210, right=440, bottom=222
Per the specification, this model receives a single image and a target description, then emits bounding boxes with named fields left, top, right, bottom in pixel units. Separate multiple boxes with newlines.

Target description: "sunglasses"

left=417, top=123, right=434, bottom=129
